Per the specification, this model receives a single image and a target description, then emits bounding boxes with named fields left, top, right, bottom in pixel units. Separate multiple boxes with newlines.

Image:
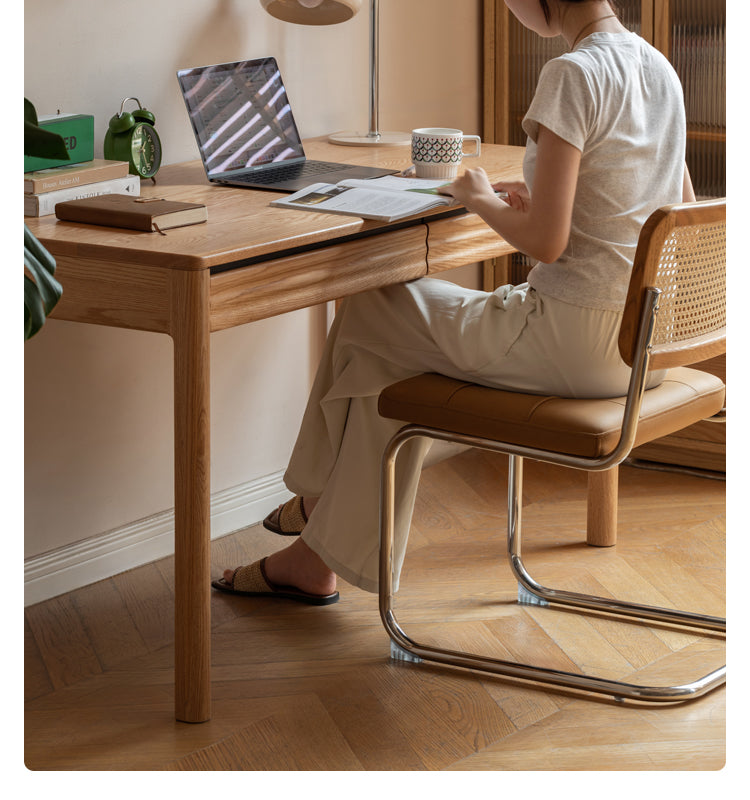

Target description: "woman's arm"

left=440, top=124, right=581, bottom=263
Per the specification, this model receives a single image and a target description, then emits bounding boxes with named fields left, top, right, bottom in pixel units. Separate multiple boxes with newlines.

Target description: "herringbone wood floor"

left=24, top=451, right=726, bottom=771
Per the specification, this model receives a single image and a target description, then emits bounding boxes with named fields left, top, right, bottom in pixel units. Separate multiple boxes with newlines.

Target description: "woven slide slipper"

left=211, top=558, right=339, bottom=606
left=263, top=496, right=307, bottom=536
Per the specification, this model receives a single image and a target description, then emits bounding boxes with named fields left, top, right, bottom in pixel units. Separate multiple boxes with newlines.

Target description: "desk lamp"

left=260, top=0, right=410, bottom=146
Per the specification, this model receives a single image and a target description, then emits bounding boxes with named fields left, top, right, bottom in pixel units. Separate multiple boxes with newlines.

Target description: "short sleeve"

left=522, top=57, right=594, bottom=151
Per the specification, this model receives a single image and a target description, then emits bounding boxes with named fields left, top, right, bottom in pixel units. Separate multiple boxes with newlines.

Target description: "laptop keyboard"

left=232, top=161, right=349, bottom=185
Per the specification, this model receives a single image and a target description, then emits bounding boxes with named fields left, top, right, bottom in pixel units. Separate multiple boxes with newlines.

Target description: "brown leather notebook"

left=55, top=193, right=207, bottom=233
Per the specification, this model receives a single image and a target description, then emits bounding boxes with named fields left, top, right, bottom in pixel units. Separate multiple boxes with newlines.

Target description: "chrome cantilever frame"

left=378, top=289, right=726, bottom=702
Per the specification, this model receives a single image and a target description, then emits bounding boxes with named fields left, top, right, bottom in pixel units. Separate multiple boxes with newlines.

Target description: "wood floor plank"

left=663, top=517, right=726, bottom=569
left=449, top=689, right=725, bottom=770
left=25, top=594, right=102, bottom=690
left=624, top=552, right=725, bottom=619
left=304, top=668, right=428, bottom=771
left=70, top=577, right=149, bottom=670
left=452, top=737, right=725, bottom=771
left=111, top=563, right=175, bottom=653
left=26, top=682, right=356, bottom=770
left=523, top=607, right=636, bottom=680
left=164, top=693, right=363, bottom=771
left=24, top=616, right=53, bottom=701
left=364, top=656, right=518, bottom=770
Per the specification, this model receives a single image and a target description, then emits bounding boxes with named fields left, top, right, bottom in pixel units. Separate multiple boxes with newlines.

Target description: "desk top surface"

left=26, top=140, right=525, bottom=271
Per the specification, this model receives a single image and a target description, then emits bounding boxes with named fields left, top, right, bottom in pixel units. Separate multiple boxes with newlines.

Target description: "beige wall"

left=24, top=0, right=482, bottom=603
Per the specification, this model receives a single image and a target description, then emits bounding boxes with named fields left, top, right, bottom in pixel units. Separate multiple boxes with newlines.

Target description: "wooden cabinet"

left=482, top=0, right=726, bottom=473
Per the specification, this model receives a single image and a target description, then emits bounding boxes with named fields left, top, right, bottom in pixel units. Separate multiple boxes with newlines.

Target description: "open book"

left=270, top=175, right=457, bottom=221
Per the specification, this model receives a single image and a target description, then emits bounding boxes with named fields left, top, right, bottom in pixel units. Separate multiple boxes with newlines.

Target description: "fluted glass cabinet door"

left=663, top=0, right=726, bottom=198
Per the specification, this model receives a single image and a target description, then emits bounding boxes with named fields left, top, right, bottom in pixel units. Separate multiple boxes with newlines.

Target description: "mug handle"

left=462, top=135, right=481, bottom=158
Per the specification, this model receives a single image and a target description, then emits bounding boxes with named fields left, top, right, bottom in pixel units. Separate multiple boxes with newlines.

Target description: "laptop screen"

left=177, top=57, right=306, bottom=179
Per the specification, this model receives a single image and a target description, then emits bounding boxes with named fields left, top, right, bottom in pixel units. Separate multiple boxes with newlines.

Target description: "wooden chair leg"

left=587, top=466, right=618, bottom=546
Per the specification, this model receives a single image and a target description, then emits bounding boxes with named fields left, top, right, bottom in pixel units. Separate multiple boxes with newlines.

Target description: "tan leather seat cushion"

left=378, top=367, right=725, bottom=458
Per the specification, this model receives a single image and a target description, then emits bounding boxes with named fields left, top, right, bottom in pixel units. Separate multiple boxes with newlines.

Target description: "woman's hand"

left=493, top=181, right=530, bottom=212
left=438, top=167, right=498, bottom=210
left=440, top=172, right=531, bottom=213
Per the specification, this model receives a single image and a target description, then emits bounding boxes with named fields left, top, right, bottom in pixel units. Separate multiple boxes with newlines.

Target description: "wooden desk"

left=26, top=140, right=525, bottom=722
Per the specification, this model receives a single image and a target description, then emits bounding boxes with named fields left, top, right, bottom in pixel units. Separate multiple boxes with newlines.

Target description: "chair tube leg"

left=379, top=428, right=725, bottom=703
left=507, top=478, right=725, bottom=633
left=508, top=456, right=546, bottom=606
left=379, top=429, right=420, bottom=658
left=508, top=454, right=523, bottom=561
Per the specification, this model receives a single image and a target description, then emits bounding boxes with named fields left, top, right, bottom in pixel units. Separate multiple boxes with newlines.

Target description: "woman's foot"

left=222, top=537, right=335, bottom=597
left=263, top=496, right=319, bottom=536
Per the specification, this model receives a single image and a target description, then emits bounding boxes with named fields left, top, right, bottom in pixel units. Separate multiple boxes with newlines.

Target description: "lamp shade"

left=260, top=0, right=362, bottom=25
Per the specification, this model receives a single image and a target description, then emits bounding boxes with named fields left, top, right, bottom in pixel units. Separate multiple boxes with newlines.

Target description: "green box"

left=24, top=113, right=95, bottom=172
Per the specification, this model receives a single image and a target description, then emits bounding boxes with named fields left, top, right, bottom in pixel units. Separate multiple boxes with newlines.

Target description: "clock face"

left=130, top=122, right=162, bottom=178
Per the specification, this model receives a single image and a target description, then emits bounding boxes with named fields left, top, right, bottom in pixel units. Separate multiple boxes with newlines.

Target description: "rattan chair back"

left=619, top=198, right=726, bottom=370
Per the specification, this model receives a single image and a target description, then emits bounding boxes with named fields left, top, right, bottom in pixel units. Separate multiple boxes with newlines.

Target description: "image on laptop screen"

left=177, top=57, right=305, bottom=178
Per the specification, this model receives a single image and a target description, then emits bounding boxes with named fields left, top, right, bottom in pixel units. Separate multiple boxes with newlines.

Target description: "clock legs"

left=170, top=269, right=212, bottom=723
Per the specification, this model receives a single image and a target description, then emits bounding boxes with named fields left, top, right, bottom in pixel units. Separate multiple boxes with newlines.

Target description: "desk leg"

left=170, top=269, right=212, bottom=723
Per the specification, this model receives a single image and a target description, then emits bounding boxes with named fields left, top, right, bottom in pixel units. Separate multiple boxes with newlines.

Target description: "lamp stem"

left=327, top=0, right=409, bottom=146
left=368, top=0, right=379, bottom=139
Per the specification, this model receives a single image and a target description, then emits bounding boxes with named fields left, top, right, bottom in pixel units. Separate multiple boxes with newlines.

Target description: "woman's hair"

left=539, top=0, right=617, bottom=25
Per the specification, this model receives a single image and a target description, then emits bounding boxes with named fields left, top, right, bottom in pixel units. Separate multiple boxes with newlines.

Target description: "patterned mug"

left=411, top=127, right=481, bottom=179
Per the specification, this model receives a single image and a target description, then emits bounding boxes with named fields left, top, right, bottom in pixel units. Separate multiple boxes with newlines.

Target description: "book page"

left=339, top=176, right=451, bottom=195
left=275, top=182, right=449, bottom=218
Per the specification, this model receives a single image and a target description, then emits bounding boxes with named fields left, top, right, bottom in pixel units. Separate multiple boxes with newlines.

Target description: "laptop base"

left=215, top=162, right=398, bottom=192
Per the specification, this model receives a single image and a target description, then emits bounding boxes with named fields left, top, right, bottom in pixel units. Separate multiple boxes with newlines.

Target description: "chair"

left=377, top=198, right=726, bottom=703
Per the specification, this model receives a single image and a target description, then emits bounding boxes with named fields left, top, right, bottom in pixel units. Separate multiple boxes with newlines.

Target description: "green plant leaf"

left=24, top=226, right=62, bottom=340
left=24, top=100, right=67, bottom=340
left=24, top=97, right=70, bottom=160
left=24, top=275, right=46, bottom=340
left=24, top=98, right=38, bottom=126
left=24, top=121, right=71, bottom=160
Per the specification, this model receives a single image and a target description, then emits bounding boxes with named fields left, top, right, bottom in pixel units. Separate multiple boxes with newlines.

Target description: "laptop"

left=177, top=57, right=398, bottom=192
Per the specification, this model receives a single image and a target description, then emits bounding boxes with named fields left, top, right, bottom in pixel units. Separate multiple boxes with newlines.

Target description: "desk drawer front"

left=49, top=255, right=171, bottom=333
left=209, top=226, right=427, bottom=330
left=427, top=214, right=515, bottom=273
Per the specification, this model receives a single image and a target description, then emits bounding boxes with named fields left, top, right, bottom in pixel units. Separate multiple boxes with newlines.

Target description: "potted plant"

left=24, top=98, right=68, bottom=340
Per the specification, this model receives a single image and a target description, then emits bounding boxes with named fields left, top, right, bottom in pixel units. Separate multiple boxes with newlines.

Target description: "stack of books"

left=24, top=159, right=140, bottom=217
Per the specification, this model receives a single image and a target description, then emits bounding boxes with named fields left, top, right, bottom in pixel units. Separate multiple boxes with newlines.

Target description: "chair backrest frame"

left=619, top=198, right=726, bottom=371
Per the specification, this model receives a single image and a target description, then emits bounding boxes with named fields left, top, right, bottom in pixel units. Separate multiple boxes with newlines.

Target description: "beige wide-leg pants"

left=284, top=277, right=661, bottom=593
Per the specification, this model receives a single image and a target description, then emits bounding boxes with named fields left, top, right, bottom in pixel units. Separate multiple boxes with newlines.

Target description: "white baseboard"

left=24, top=471, right=291, bottom=607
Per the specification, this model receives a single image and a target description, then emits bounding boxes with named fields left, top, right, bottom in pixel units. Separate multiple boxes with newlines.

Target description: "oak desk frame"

left=27, top=141, right=525, bottom=723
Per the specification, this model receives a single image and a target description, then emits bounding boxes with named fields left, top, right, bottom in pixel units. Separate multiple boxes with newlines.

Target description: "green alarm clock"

left=104, top=97, right=162, bottom=180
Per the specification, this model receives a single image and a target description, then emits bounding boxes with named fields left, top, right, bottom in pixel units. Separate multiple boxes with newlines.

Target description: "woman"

left=213, top=0, right=693, bottom=604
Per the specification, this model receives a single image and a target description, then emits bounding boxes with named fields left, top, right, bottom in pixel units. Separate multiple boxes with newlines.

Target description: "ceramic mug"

left=411, top=127, right=481, bottom=179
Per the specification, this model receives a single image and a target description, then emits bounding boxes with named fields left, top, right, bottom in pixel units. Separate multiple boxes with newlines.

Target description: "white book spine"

left=25, top=174, right=141, bottom=217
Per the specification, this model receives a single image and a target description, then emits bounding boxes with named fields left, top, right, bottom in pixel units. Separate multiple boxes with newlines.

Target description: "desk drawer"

left=427, top=213, right=515, bottom=273
left=209, top=226, right=427, bottom=330
left=49, top=254, right=171, bottom=333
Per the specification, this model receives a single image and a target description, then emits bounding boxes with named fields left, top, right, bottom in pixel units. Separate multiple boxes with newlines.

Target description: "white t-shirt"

left=522, top=32, right=686, bottom=311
